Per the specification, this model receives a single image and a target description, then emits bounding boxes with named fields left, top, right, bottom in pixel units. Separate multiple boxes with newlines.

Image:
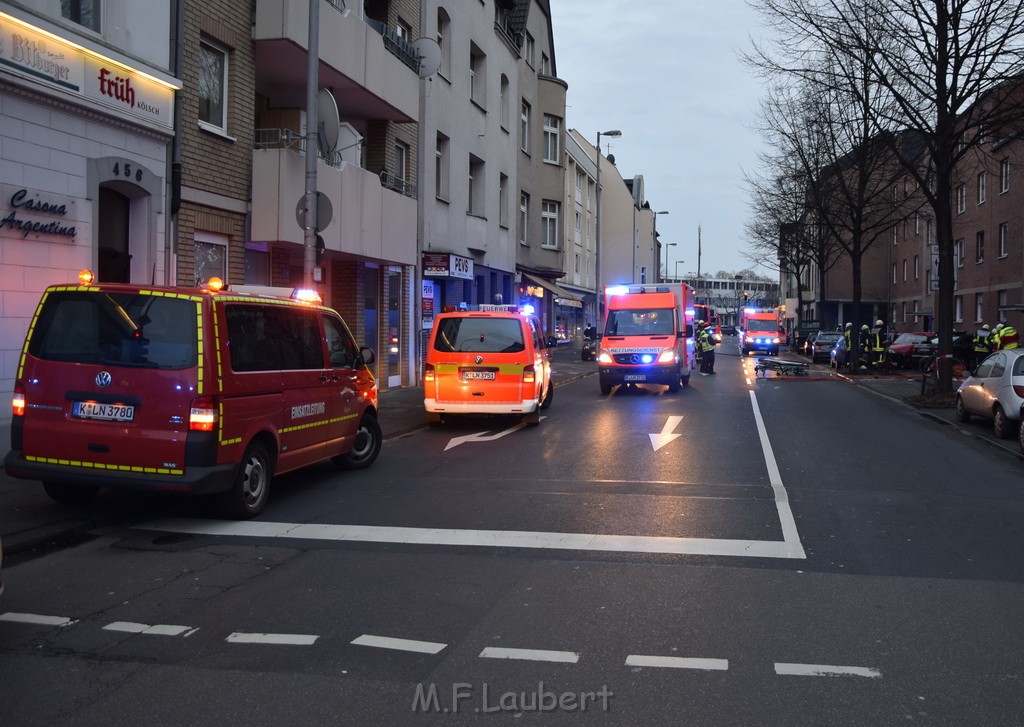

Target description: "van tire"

left=219, top=441, right=272, bottom=519
left=539, top=381, right=554, bottom=410
left=43, top=481, right=99, bottom=504
left=600, top=382, right=612, bottom=395
left=335, top=412, right=382, bottom=470
left=426, top=412, right=443, bottom=426
left=524, top=407, right=541, bottom=426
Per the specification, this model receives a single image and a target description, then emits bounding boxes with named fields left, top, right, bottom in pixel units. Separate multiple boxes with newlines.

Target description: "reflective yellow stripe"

left=25, top=455, right=182, bottom=476
left=278, top=413, right=357, bottom=435
left=16, top=290, right=49, bottom=380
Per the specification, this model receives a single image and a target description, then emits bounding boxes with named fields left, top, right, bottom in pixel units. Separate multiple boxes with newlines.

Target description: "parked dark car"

left=912, top=331, right=973, bottom=367
left=810, top=331, right=844, bottom=363
left=581, top=336, right=598, bottom=361
left=720, top=325, right=737, bottom=336
left=800, top=331, right=820, bottom=357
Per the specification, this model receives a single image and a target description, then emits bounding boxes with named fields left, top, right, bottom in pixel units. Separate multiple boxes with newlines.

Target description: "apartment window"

left=394, top=141, right=409, bottom=190
left=499, top=173, right=509, bottom=227
left=574, top=211, right=582, bottom=236
left=913, top=254, right=920, bottom=280
left=891, top=226, right=897, bottom=246
left=891, top=263, right=897, bottom=284
left=914, top=214, right=920, bottom=235
left=61, top=0, right=100, bottom=32
left=575, top=170, right=584, bottom=202
left=199, top=39, right=229, bottom=132
left=955, top=239, right=964, bottom=267
left=902, top=259, right=907, bottom=282
left=541, top=201, right=559, bottom=249
left=977, top=172, right=986, bottom=204
left=435, top=133, right=449, bottom=200
left=395, top=19, right=411, bottom=42
left=540, top=53, right=550, bottom=75
left=519, top=192, right=529, bottom=245
left=524, top=33, right=535, bottom=67
left=999, top=222, right=1009, bottom=257
left=976, top=231, right=984, bottom=262
left=437, top=9, right=451, bottom=77
left=1001, top=158, right=1010, bottom=193
left=973, top=293, right=984, bottom=322
left=194, top=232, right=228, bottom=285
left=901, top=301, right=907, bottom=324
left=955, top=296, right=963, bottom=323
left=956, top=184, right=965, bottom=213
left=499, top=75, right=510, bottom=129
left=543, top=115, right=560, bottom=163
left=520, top=100, right=531, bottom=153
left=468, top=155, right=484, bottom=216
left=470, top=44, right=486, bottom=107
left=998, top=290, right=1008, bottom=322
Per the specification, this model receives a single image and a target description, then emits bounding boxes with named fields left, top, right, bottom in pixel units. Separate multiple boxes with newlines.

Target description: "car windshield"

left=892, top=333, right=930, bottom=345
left=816, top=333, right=843, bottom=343
left=605, top=308, right=675, bottom=336
left=745, top=319, right=777, bottom=333
left=27, top=291, right=198, bottom=369
left=434, top=317, right=525, bottom=353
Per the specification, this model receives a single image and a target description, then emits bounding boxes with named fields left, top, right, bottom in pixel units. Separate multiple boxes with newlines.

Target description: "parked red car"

left=885, top=332, right=932, bottom=368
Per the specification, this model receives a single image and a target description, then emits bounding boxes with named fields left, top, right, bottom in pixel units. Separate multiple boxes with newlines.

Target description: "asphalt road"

left=2, top=338, right=1024, bottom=725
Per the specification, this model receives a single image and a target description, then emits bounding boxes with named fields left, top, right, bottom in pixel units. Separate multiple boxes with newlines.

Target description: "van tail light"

left=523, top=365, right=536, bottom=384
left=1013, top=385, right=1024, bottom=398
left=189, top=396, right=218, bottom=432
left=424, top=363, right=435, bottom=383
left=12, top=381, right=25, bottom=417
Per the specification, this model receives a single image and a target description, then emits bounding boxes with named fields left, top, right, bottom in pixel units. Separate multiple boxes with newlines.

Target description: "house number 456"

left=112, top=162, right=143, bottom=182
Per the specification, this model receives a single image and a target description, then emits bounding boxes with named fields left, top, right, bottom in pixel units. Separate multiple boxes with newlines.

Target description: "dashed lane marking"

left=0, top=612, right=76, bottom=627
left=626, top=655, right=729, bottom=671
left=775, top=662, right=881, bottom=678
left=103, top=621, right=198, bottom=637
left=225, top=632, right=318, bottom=646
left=351, top=634, right=447, bottom=654
left=479, top=647, right=579, bottom=664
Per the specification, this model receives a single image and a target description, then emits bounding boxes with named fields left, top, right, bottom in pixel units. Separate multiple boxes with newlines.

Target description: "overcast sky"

left=549, top=0, right=770, bottom=278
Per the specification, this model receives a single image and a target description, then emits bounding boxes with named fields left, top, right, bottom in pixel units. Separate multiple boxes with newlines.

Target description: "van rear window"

left=28, top=291, right=198, bottom=369
left=434, top=317, right=525, bottom=353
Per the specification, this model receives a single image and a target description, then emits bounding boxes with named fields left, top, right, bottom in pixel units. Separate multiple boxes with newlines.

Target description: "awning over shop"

left=522, top=273, right=583, bottom=308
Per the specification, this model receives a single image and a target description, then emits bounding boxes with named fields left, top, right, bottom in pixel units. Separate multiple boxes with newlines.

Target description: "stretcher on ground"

left=753, top=357, right=809, bottom=377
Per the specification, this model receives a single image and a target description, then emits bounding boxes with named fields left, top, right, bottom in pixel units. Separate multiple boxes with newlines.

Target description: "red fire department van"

left=5, top=272, right=381, bottom=518
left=597, top=283, right=694, bottom=394
left=740, top=307, right=785, bottom=356
left=423, top=304, right=553, bottom=425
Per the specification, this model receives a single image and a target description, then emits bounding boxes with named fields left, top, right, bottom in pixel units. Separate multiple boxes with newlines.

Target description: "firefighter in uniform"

left=699, top=322, right=717, bottom=375
left=693, top=320, right=705, bottom=367
left=858, top=324, right=871, bottom=370
left=991, top=323, right=1004, bottom=350
left=998, top=323, right=1020, bottom=349
left=869, top=319, right=887, bottom=370
left=842, top=322, right=853, bottom=370
left=971, top=324, right=991, bottom=368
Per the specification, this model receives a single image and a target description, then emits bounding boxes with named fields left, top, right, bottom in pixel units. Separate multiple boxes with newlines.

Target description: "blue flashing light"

left=641, top=354, right=655, bottom=364
left=685, top=308, right=696, bottom=317
left=606, top=285, right=630, bottom=296
left=519, top=303, right=535, bottom=315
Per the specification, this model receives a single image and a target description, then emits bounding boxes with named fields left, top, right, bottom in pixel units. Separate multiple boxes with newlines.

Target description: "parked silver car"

left=955, top=349, right=1024, bottom=440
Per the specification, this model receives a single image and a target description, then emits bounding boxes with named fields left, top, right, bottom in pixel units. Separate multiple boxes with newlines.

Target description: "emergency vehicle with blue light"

left=5, top=271, right=380, bottom=518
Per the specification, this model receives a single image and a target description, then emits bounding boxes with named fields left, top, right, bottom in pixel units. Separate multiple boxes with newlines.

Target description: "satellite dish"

left=411, top=38, right=442, bottom=78
left=606, top=153, right=616, bottom=165
left=317, top=88, right=340, bottom=156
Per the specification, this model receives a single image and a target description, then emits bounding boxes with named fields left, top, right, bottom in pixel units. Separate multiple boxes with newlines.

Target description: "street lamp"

left=653, top=210, right=669, bottom=281
left=675, top=260, right=686, bottom=281
left=662, top=242, right=677, bottom=283
left=595, top=129, right=621, bottom=316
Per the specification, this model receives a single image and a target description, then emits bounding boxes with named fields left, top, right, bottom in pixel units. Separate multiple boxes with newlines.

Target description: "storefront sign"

left=421, top=279, right=435, bottom=329
left=422, top=253, right=473, bottom=280
left=0, top=13, right=176, bottom=131
left=0, top=185, right=76, bottom=239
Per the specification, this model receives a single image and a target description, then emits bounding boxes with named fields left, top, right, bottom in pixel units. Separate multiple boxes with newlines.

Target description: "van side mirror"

left=359, top=346, right=376, bottom=366
left=684, top=325, right=693, bottom=338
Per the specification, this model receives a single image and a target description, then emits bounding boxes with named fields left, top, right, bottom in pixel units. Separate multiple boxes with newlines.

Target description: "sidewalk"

left=0, top=344, right=598, bottom=557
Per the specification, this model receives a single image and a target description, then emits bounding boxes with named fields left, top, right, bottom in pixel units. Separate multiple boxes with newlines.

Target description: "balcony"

left=250, top=145, right=417, bottom=266
left=254, top=0, right=418, bottom=122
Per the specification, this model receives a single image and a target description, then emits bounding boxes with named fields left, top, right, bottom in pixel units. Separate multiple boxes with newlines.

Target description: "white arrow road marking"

left=444, top=419, right=538, bottom=451
left=649, top=415, right=683, bottom=451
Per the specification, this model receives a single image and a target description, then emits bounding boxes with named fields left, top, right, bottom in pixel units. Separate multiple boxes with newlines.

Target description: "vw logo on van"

left=475, top=356, right=483, bottom=364
left=95, top=371, right=112, bottom=388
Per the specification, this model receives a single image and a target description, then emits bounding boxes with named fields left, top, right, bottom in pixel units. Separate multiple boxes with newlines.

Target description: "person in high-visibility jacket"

left=843, top=322, right=853, bottom=370
left=858, top=324, right=871, bottom=370
left=998, top=323, right=1020, bottom=349
left=971, top=324, right=992, bottom=368
left=868, top=319, right=887, bottom=370
left=991, top=323, right=1004, bottom=350
left=693, top=320, right=705, bottom=366
left=699, top=323, right=717, bottom=375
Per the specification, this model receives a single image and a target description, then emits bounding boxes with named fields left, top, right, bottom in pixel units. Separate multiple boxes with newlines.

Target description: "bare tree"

left=746, top=0, right=1024, bottom=390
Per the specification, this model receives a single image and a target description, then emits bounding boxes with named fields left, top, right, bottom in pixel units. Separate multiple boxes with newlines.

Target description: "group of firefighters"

left=834, top=319, right=1020, bottom=371
left=694, top=319, right=717, bottom=375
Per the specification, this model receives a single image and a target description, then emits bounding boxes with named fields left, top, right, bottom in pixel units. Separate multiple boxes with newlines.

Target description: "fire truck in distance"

left=692, top=303, right=722, bottom=342
left=597, top=282, right=695, bottom=394
left=739, top=306, right=786, bottom=356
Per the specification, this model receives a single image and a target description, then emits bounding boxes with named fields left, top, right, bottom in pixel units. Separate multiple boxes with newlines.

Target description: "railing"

left=379, top=171, right=417, bottom=199
left=254, top=128, right=349, bottom=169
left=363, top=18, right=420, bottom=73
